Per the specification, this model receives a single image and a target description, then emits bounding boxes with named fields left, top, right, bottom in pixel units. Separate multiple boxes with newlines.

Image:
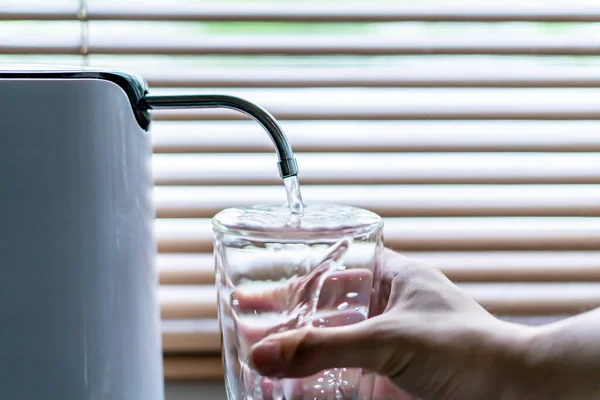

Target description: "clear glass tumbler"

left=213, top=203, right=384, bottom=400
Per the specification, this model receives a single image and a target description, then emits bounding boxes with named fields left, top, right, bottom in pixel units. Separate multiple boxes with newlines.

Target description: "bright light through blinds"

left=2, top=0, right=600, bottom=381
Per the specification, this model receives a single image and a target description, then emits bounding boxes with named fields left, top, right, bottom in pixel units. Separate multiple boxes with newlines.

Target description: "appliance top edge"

left=0, top=65, right=151, bottom=131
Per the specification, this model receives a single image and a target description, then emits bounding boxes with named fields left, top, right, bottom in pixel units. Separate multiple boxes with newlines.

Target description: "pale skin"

left=247, top=248, right=600, bottom=399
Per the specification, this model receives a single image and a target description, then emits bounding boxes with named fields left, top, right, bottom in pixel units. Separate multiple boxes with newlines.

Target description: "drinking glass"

left=213, top=203, right=384, bottom=400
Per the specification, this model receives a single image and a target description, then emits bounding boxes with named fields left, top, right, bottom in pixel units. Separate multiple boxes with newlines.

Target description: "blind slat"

left=152, top=109, right=600, bottom=121
left=158, top=254, right=216, bottom=285
left=158, top=252, right=600, bottom=285
left=162, top=320, right=220, bottom=353
left=143, top=68, right=600, bottom=88
left=6, top=37, right=600, bottom=56
left=154, top=184, right=600, bottom=218
left=147, top=87, right=600, bottom=122
left=414, top=252, right=600, bottom=282
left=152, top=121, right=600, bottom=153
left=156, top=217, right=600, bottom=253
left=87, top=37, right=600, bottom=56
left=0, top=43, right=79, bottom=55
left=163, top=356, right=223, bottom=381
left=153, top=153, right=600, bottom=185
left=0, top=5, right=75, bottom=20
left=4, top=4, right=600, bottom=22
left=160, top=283, right=218, bottom=319
left=464, top=283, right=600, bottom=315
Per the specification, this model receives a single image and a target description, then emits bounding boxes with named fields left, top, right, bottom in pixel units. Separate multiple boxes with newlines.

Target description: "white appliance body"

left=0, top=74, right=163, bottom=399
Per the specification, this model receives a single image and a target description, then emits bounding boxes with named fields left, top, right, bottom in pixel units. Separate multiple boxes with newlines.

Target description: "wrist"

left=520, top=314, right=600, bottom=400
left=493, top=317, right=599, bottom=400
left=478, top=319, right=545, bottom=399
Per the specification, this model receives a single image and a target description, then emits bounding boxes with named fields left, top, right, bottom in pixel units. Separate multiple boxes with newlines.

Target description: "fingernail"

left=250, top=340, right=287, bottom=377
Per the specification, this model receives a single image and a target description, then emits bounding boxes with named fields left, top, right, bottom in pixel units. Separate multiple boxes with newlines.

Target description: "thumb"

left=249, top=317, right=394, bottom=379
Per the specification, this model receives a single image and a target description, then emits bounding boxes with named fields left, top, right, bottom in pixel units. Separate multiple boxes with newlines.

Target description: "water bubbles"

left=272, top=383, right=284, bottom=400
left=332, top=261, right=347, bottom=272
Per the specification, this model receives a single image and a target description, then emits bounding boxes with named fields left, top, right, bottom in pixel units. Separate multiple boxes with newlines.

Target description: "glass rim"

left=211, top=203, right=384, bottom=240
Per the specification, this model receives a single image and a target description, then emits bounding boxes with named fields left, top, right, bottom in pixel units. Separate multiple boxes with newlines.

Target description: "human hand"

left=249, top=248, right=537, bottom=400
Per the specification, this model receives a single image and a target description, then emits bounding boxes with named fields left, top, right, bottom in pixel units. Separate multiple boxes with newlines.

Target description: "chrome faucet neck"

left=143, top=94, right=299, bottom=178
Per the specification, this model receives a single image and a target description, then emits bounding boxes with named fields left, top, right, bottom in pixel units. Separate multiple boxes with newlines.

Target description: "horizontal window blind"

left=4, top=0, right=600, bottom=382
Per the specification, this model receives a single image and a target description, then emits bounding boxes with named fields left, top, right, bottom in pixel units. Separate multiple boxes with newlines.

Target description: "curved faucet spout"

left=142, top=94, right=299, bottom=179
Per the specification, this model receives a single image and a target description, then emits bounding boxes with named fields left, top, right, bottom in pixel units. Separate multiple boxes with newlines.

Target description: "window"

left=3, top=0, right=600, bottom=381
